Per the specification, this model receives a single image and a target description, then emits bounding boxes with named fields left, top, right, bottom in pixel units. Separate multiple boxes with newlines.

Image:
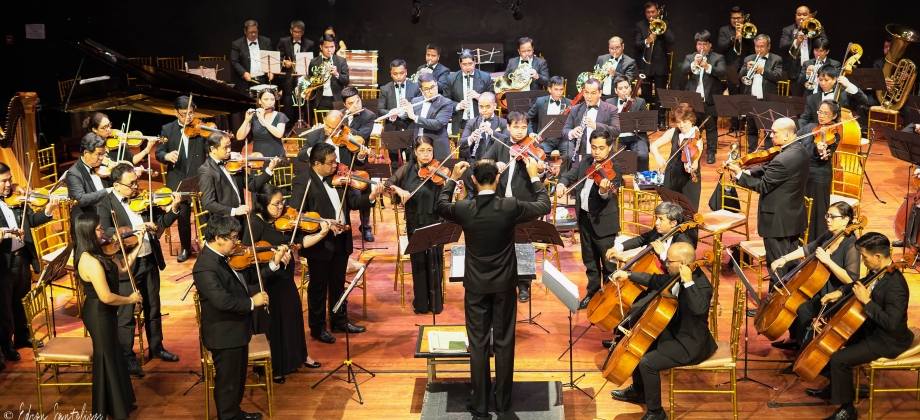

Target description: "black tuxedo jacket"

left=444, top=70, right=495, bottom=135
left=633, top=19, right=676, bottom=77
left=459, top=115, right=509, bottom=160
left=526, top=96, right=571, bottom=135
left=65, top=160, right=111, bottom=222
left=799, top=89, right=869, bottom=126
left=504, top=57, right=550, bottom=89
left=557, top=156, right=624, bottom=238
left=406, top=95, right=454, bottom=160
left=604, top=96, right=651, bottom=144
left=839, top=269, right=913, bottom=359
left=156, top=120, right=208, bottom=190
left=230, top=36, right=273, bottom=93
left=276, top=36, right=314, bottom=77
left=595, top=54, right=638, bottom=83
left=296, top=123, right=367, bottom=168
left=715, top=25, right=755, bottom=71
left=736, top=141, right=810, bottom=238
left=417, top=62, right=451, bottom=92
left=779, top=24, right=828, bottom=78
left=378, top=80, right=421, bottom=129
left=308, top=55, right=350, bottom=106
left=740, top=53, right=784, bottom=97
left=796, top=57, right=842, bottom=96
left=435, top=179, right=550, bottom=294
left=96, top=191, right=178, bottom=279
left=0, top=204, right=51, bottom=273
left=621, top=228, right=693, bottom=253
left=562, top=102, right=621, bottom=155
left=681, top=51, right=726, bottom=105
left=481, top=139, right=543, bottom=201
left=197, top=158, right=272, bottom=217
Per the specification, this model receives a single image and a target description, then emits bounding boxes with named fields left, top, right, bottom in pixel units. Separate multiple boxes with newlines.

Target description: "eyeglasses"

left=224, top=234, right=240, bottom=241
left=269, top=200, right=285, bottom=208
left=420, top=85, right=437, bottom=93
left=323, top=160, right=338, bottom=167
left=825, top=213, right=845, bottom=220
left=416, top=149, right=434, bottom=155
left=116, top=181, right=139, bottom=188
left=816, top=110, right=835, bottom=117
left=99, top=124, right=112, bottom=130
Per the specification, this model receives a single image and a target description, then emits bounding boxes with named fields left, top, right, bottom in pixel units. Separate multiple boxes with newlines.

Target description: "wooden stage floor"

left=2, top=130, right=920, bottom=419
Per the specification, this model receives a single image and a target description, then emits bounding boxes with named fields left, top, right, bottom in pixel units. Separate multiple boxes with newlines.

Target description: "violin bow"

left=120, top=111, right=133, bottom=162
left=18, top=162, right=34, bottom=231
left=405, top=141, right=464, bottom=201
left=288, top=178, right=313, bottom=248
left=662, top=115, right=712, bottom=168
left=563, top=146, right=627, bottom=193
left=110, top=210, right=139, bottom=294
left=833, top=43, right=854, bottom=103
left=491, top=119, right=556, bottom=167
left=242, top=137, right=268, bottom=312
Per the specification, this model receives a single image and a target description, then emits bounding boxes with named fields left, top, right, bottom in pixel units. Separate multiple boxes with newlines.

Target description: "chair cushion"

left=248, top=334, right=271, bottom=360
left=829, top=194, right=859, bottom=208
left=872, top=327, right=920, bottom=366
left=34, top=337, right=93, bottom=363
left=869, top=106, right=900, bottom=115
left=739, top=240, right=766, bottom=260
left=676, top=341, right=734, bottom=369
left=700, top=210, right=746, bottom=233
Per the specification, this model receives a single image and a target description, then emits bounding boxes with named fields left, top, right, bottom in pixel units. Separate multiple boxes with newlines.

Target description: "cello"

left=833, top=43, right=864, bottom=155
left=753, top=216, right=867, bottom=340
left=586, top=215, right=703, bottom=332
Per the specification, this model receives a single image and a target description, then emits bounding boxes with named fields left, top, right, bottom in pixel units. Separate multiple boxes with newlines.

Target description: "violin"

left=227, top=240, right=297, bottom=271
left=126, top=188, right=194, bottom=212
left=680, top=129, right=703, bottom=183
left=717, top=145, right=783, bottom=173
left=510, top=137, right=547, bottom=161
left=811, top=123, right=840, bottom=159
left=586, top=158, right=617, bottom=186
left=100, top=227, right=142, bottom=255
left=418, top=160, right=452, bottom=185
left=329, top=125, right=378, bottom=158
left=106, top=130, right=166, bottom=150
left=183, top=118, right=233, bottom=139
left=332, top=163, right=378, bottom=191
left=224, top=152, right=288, bottom=173
left=273, top=207, right=349, bottom=233
left=3, top=185, right=70, bottom=210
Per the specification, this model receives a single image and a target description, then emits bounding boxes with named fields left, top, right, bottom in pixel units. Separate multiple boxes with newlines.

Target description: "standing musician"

left=66, top=134, right=114, bottom=223
left=798, top=100, right=847, bottom=240
left=649, top=103, right=703, bottom=212
left=681, top=30, right=726, bottom=164
left=341, top=87, right=377, bottom=242
left=460, top=92, right=508, bottom=164
left=434, top=159, right=551, bottom=419
left=633, top=1, right=675, bottom=129
left=444, top=49, right=495, bottom=137
left=809, top=232, right=912, bottom=420
left=798, top=67, right=868, bottom=127
left=379, top=59, right=421, bottom=131
left=297, top=110, right=369, bottom=171
left=309, top=34, right=350, bottom=111
left=797, top=38, right=841, bottom=97
left=198, top=132, right=278, bottom=229
left=278, top=20, right=314, bottom=123
left=404, top=73, right=455, bottom=161
left=562, top=78, right=620, bottom=162
left=609, top=242, right=717, bottom=420
left=504, top=37, right=550, bottom=91
left=779, top=6, right=828, bottom=98
left=597, top=37, right=637, bottom=95
left=605, top=76, right=650, bottom=173
left=715, top=6, right=754, bottom=133
left=726, top=117, right=809, bottom=281
left=83, top=112, right=157, bottom=166
left=527, top=76, right=573, bottom=174
left=741, top=34, right=784, bottom=152
left=416, top=44, right=450, bottom=93
left=236, top=88, right=289, bottom=157
left=96, top=163, right=183, bottom=377
left=230, top=20, right=273, bottom=95
left=289, top=143, right=387, bottom=344
left=554, top=127, right=624, bottom=310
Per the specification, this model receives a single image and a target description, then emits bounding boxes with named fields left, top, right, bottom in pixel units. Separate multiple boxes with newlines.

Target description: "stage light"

left=510, top=0, right=524, bottom=20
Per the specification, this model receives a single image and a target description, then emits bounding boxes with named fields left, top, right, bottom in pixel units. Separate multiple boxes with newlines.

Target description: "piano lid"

left=61, top=39, right=254, bottom=117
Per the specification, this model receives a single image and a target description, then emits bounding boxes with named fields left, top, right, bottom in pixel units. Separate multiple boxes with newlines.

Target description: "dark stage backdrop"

left=1, top=0, right=918, bottom=141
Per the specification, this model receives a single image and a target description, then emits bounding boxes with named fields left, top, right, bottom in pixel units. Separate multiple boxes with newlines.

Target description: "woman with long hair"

left=83, top=112, right=157, bottom=165
left=236, top=88, right=289, bottom=157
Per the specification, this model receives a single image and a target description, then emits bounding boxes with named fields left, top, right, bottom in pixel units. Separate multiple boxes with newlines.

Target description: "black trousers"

left=640, top=75, right=669, bottom=123
left=116, top=255, right=164, bottom=360
left=579, top=211, right=618, bottom=296
left=465, top=288, right=517, bottom=415
left=698, top=104, right=719, bottom=156
left=211, top=344, right=249, bottom=420
left=305, top=238, right=349, bottom=334
left=829, top=339, right=879, bottom=404
left=0, top=252, right=31, bottom=347
left=764, top=235, right=800, bottom=287
left=177, top=201, right=193, bottom=251
left=316, top=95, right=334, bottom=111
left=632, top=348, right=684, bottom=412
left=617, top=135, right=650, bottom=173
left=539, top=137, right=574, bottom=175
left=359, top=187, right=372, bottom=233
left=793, top=293, right=823, bottom=344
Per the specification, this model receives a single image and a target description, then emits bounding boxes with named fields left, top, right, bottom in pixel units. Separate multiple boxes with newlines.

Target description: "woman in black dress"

left=797, top=99, right=842, bottom=239
left=74, top=213, right=144, bottom=419
left=386, top=136, right=445, bottom=314
left=84, top=112, right=158, bottom=166
left=242, top=182, right=328, bottom=383
left=236, top=88, right=290, bottom=157
left=649, top=103, right=703, bottom=212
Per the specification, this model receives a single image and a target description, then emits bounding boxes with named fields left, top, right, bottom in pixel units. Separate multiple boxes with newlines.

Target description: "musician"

left=96, top=163, right=182, bottom=376
left=193, top=214, right=279, bottom=420
left=562, top=78, right=620, bottom=161
left=504, top=37, right=550, bottom=91
left=0, top=162, right=58, bottom=364
left=609, top=241, right=717, bottom=420
left=597, top=37, right=637, bottom=95
left=742, top=34, right=784, bottom=152
left=555, top=127, right=624, bottom=310
left=83, top=112, right=157, bottom=166
left=526, top=77, right=573, bottom=174
left=604, top=76, right=650, bottom=173
left=434, top=159, right=550, bottom=419
left=230, top=19, right=273, bottom=95
left=444, top=49, right=494, bottom=137
left=157, top=96, right=207, bottom=263
left=606, top=202, right=692, bottom=263
left=405, top=73, right=454, bottom=161
left=798, top=100, right=846, bottom=240
left=727, top=117, right=809, bottom=281
left=378, top=59, right=421, bottom=131
left=460, top=92, right=508, bottom=163
left=198, top=132, right=277, bottom=228
left=650, top=103, right=703, bottom=211
left=797, top=38, right=841, bottom=97
left=779, top=6, right=828, bottom=98
left=798, top=66, right=869, bottom=127
left=236, top=88, right=289, bottom=158
left=342, top=87, right=377, bottom=242
left=417, top=44, right=450, bottom=93
left=309, top=34, right=350, bottom=111
left=768, top=201, right=860, bottom=351
left=810, top=232, right=912, bottom=420
left=66, top=134, right=113, bottom=223
left=681, top=31, right=726, bottom=164
left=318, top=26, right=344, bottom=57
left=289, top=143, right=387, bottom=344
left=297, top=110, right=369, bottom=171
left=278, top=20, right=314, bottom=123
left=715, top=7, right=755, bottom=76
left=633, top=1, right=675, bottom=128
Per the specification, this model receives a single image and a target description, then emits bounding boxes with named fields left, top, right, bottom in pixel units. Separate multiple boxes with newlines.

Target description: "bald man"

left=297, top=109, right=368, bottom=168
left=596, top=36, right=637, bottom=95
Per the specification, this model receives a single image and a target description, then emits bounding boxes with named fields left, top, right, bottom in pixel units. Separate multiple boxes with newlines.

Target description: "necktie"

left=249, top=42, right=256, bottom=46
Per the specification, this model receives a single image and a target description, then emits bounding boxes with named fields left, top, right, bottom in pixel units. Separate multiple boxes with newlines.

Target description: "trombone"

left=733, top=14, right=758, bottom=56
left=789, top=11, right=823, bottom=58
left=641, top=5, right=667, bottom=65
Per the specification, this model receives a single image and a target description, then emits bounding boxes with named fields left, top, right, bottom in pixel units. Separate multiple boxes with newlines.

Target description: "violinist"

left=768, top=201, right=860, bottom=351
left=555, top=128, right=624, bottom=310
left=609, top=242, right=717, bottom=420
left=681, top=31, right=725, bottom=164
left=236, top=88, right=289, bottom=157
left=297, top=109, right=368, bottom=171
left=605, top=76, right=649, bottom=173
left=84, top=112, right=157, bottom=166
left=95, top=162, right=182, bottom=376
left=798, top=99, right=844, bottom=239
left=0, top=162, right=59, bottom=365
left=808, top=232, right=912, bottom=419
left=242, top=183, right=329, bottom=384
left=798, top=66, right=868, bottom=128
left=387, top=136, right=446, bottom=314
left=342, top=87, right=378, bottom=242
left=742, top=34, right=783, bottom=152
left=649, top=103, right=703, bottom=211
left=65, top=133, right=114, bottom=224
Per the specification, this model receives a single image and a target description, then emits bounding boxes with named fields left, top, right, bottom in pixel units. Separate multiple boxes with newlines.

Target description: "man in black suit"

left=156, top=96, right=207, bottom=263
left=727, top=117, right=809, bottom=280
left=798, top=66, right=869, bottom=127
left=563, top=78, right=620, bottom=163
left=527, top=76, right=573, bottom=174
left=341, top=87, right=377, bottom=242
left=605, top=76, right=650, bottom=173
left=198, top=132, right=277, bottom=229
left=610, top=242, right=718, bottom=420
left=779, top=6, right=828, bottom=98
left=194, top=214, right=281, bottom=420
left=416, top=43, right=450, bottom=93
left=504, top=37, right=550, bottom=91
left=406, top=72, right=454, bottom=160
left=65, top=134, right=112, bottom=223
left=715, top=7, right=755, bottom=77
left=460, top=92, right=508, bottom=163
left=378, top=59, right=421, bottom=131
left=297, top=110, right=370, bottom=171
left=444, top=49, right=495, bottom=137
left=96, top=163, right=183, bottom=377
left=796, top=38, right=841, bottom=98
left=230, top=20, right=274, bottom=95
left=741, top=34, right=784, bottom=152
left=278, top=20, right=314, bottom=124
left=555, top=127, right=624, bottom=309
left=309, top=34, right=350, bottom=111
left=435, top=158, right=550, bottom=419
left=597, top=36, right=637, bottom=95
left=290, top=143, right=386, bottom=344
left=681, top=31, right=726, bottom=164
left=634, top=1, right=675, bottom=127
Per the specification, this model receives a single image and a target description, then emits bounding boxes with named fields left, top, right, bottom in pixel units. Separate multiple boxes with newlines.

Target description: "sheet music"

left=186, top=65, right=217, bottom=80
left=294, top=52, right=314, bottom=76
left=259, top=50, right=282, bottom=74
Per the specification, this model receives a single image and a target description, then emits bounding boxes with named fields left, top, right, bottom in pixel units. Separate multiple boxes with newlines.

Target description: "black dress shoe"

left=611, top=384, right=645, bottom=403
left=150, top=349, right=180, bottom=362
left=746, top=309, right=758, bottom=318
left=518, top=285, right=531, bottom=303
left=311, top=330, right=336, bottom=344
left=892, top=240, right=905, bottom=247
left=304, top=360, right=322, bottom=369
left=331, top=323, right=366, bottom=334
left=362, top=229, right=375, bottom=242
left=1, top=347, right=21, bottom=361
left=241, top=412, right=263, bottom=420
left=14, top=337, right=41, bottom=349
left=577, top=295, right=592, bottom=310
left=126, top=359, right=145, bottom=377
left=823, top=405, right=857, bottom=420
left=602, top=339, right=613, bottom=349
left=707, top=154, right=716, bottom=164
left=805, top=385, right=831, bottom=399
left=641, top=410, right=668, bottom=420
left=771, top=340, right=800, bottom=350
left=272, top=376, right=285, bottom=384
left=466, top=403, right=490, bottom=419
left=0, top=358, right=6, bottom=373
left=658, top=122, right=669, bottom=131
left=129, top=404, right=138, bottom=411
left=177, top=249, right=191, bottom=263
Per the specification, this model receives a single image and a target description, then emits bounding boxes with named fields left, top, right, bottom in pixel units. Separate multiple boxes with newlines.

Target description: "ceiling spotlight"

left=411, top=0, right=424, bottom=24
left=510, top=0, right=524, bottom=20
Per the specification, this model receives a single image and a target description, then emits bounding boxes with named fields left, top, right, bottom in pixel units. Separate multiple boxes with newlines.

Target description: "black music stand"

left=504, top=90, right=549, bottom=113
left=541, top=261, right=591, bottom=398
left=538, top=114, right=568, bottom=139
left=514, top=220, right=564, bottom=333
left=381, top=130, right=415, bottom=167
left=363, top=163, right=392, bottom=180
left=404, top=222, right=464, bottom=325
left=724, top=66, right=740, bottom=87
left=765, top=94, right=807, bottom=116
left=848, top=68, right=887, bottom=91
left=461, top=43, right=503, bottom=72
left=175, top=176, right=200, bottom=194
left=617, top=110, right=658, bottom=141
left=713, top=94, right=754, bottom=140
left=884, top=126, right=920, bottom=251
left=653, top=187, right=697, bottom=219
left=750, top=102, right=798, bottom=128
left=613, top=150, right=639, bottom=175
left=656, top=88, right=705, bottom=112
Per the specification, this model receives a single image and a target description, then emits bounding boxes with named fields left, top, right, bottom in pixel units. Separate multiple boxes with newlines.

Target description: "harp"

left=1, top=92, right=41, bottom=185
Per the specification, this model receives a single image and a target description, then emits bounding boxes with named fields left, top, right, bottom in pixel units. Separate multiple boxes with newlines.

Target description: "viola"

left=510, top=137, right=547, bottom=161
left=106, top=130, right=167, bottom=150
left=183, top=118, right=233, bottom=139
left=3, top=185, right=70, bottom=210
left=100, top=227, right=141, bottom=255
left=273, top=207, right=349, bottom=233
left=332, top=163, right=378, bottom=190
left=329, top=125, right=378, bottom=158
left=224, top=152, right=288, bottom=173
left=418, top=160, right=452, bottom=186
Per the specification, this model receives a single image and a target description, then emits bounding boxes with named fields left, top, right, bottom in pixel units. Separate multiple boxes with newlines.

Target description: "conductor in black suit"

left=503, top=37, right=550, bottom=91
left=156, top=96, right=207, bottom=263
left=65, top=134, right=112, bottom=223
left=605, top=76, right=650, bottom=173
left=779, top=5, right=828, bottom=98
left=741, top=34, right=784, bottom=152
left=444, top=50, right=495, bottom=136
left=197, top=132, right=277, bottom=229
left=681, top=31, right=725, bottom=164
left=562, top=78, right=620, bottom=161
left=278, top=20, right=314, bottom=123
left=435, top=158, right=551, bottom=419
left=194, top=214, right=283, bottom=420
left=230, top=20, right=273, bottom=95
left=527, top=76, right=573, bottom=174
left=309, top=34, right=350, bottom=111
left=634, top=1, right=675, bottom=127
left=417, top=43, right=450, bottom=93
left=727, top=117, right=809, bottom=280
left=597, top=36, right=637, bottom=95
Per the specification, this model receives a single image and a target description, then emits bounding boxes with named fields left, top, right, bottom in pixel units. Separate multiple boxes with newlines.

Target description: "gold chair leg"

left=53, top=365, right=61, bottom=394
left=732, top=366, right=738, bottom=420
left=362, top=271, right=367, bottom=319
left=266, top=359, right=274, bottom=418
left=35, top=362, right=44, bottom=414
left=669, top=369, right=676, bottom=419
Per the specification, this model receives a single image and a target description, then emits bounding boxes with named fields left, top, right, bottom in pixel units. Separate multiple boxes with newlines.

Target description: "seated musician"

left=604, top=76, right=650, bottom=173
left=84, top=112, right=157, bottom=166
left=526, top=76, right=573, bottom=175
left=416, top=43, right=450, bottom=93
left=798, top=66, right=869, bottom=128
left=341, top=87, right=377, bottom=242
left=796, top=37, right=841, bottom=98
left=807, top=232, right=912, bottom=419
left=609, top=241, right=717, bottom=420
left=297, top=110, right=369, bottom=169
left=459, top=92, right=508, bottom=164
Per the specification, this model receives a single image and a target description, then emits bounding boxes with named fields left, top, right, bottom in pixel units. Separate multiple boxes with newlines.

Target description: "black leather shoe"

left=331, top=323, right=366, bottom=334
left=658, top=122, right=669, bottom=131
left=129, top=404, right=138, bottom=411
left=823, top=405, right=857, bottom=420
left=707, top=154, right=716, bottom=164
left=14, top=337, right=41, bottom=348
left=518, top=285, right=531, bottom=303
left=602, top=339, right=613, bottom=349
left=126, top=359, right=145, bottom=377
left=578, top=295, right=592, bottom=310
left=466, top=403, right=490, bottom=419
left=0, top=357, right=6, bottom=373
left=611, top=384, right=645, bottom=403
left=771, top=340, right=800, bottom=350
left=150, top=349, right=180, bottom=362
left=304, top=360, right=322, bottom=369
left=272, top=376, right=285, bottom=384
left=746, top=309, right=758, bottom=318
left=641, top=410, right=668, bottom=420
left=241, top=412, right=263, bottom=420
left=805, top=385, right=831, bottom=399
left=362, top=229, right=375, bottom=242
left=1, top=347, right=20, bottom=361
left=177, top=249, right=191, bottom=263
left=311, top=330, right=336, bottom=344
left=892, top=240, right=905, bottom=247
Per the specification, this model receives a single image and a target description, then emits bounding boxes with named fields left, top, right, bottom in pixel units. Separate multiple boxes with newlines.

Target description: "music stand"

left=313, top=256, right=377, bottom=404
left=36, top=243, right=73, bottom=336
left=653, top=187, right=698, bottom=219
left=713, top=94, right=754, bottom=140
left=724, top=66, right=740, bottom=87
left=656, top=88, right=705, bottom=112
left=538, top=114, right=568, bottom=139
left=617, top=110, right=658, bottom=139
left=541, top=261, right=590, bottom=398
left=750, top=102, right=798, bottom=130
left=405, top=222, right=464, bottom=325
left=504, top=90, right=549, bottom=114
left=461, top=44, right=503, bottom=71
left=613, top=150, right=639, bottom=175
left=848, top=68, right=887, bottom=91
left=514, top=220, right=564, bottom=333
left=884, top=126, right=920, bottom=250
left=380, top=130, right=415, bottom=151
left=765, top=94, right=807, bottom=116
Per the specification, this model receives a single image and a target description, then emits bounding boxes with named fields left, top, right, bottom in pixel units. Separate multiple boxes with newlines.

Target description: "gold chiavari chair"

left=32, top=210, right=80, bottom=317
left=190, top=193, right=209, bottom=249
left=393, top=205, right=413, bottom=307
left=830, top=151, right=866, bottom=219
left=855, top=327, right=920, bottom=420
left=57, top=78, right=80, bottom=102
left=198, top=55, right=227, bottom=61
left=127, top=57, right=152, bottom=85
left=36, top=145, right=59, bottom=186
left=156, top=56, right=185, bottom=70
left=358, top=88, right=380, bottom=99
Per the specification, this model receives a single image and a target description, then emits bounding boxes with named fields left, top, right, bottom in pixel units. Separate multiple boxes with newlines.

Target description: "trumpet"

left=742, top=55, right=762, bottom=86
left=691, top=51, right=708, bottom=75
left=641, top=5, right=667, bottom=66
left=733, top=14, right=758, bottom=56
left=804, top=63, right=819, bottom=91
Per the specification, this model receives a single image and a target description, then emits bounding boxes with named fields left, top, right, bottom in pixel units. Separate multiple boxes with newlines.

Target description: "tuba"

left=298, top=59, right=333, bottom=100
left=877, top=24, right=919, bottom=111
left=641, top=6, right=667, bottom=66
left=734, top=14, right=758, bottom=56
left=494, top=61, right=534, bottom=106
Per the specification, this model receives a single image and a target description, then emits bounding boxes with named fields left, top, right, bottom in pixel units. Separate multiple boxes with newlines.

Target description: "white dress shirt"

left=212, top=157, right=242, bottom=214
left=293, top=39, right=301, bottom=54
left=456, top=73, right=474, bottom=120
left=112, top=191, right=152, bottom=258
left=248, top=39, right=263, bottom=78
left=417, top=101, right=432, bottom=137
left=602, top=57, right=620, bottom=95
left=696, top=58, right=712, bottom=99
left=547, top=98, right=563, bottom=115
left=583, top=106, right=599, bottom=154
left=751, top=57, right=765, bottom=99
left=0, top=200, right=24, bottom=252
left=84, top=161, right=105, bottom=191
left=321, top=179, right=344, bottom=223
left=616, top=98, right=634, bottom=138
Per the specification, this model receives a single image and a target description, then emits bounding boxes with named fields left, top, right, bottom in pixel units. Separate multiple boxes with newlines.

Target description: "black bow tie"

left=249, top=41, right=257, bottom=46
left=619, top=99, right=627, bottom=105
left=482, top=117, right=493, bottom=123
left=587, top=105, right=599, bottom=110
left=120, top=197, right=129, bottom=204
left=397, top=83, right=404, bottom=90
left=521, top=60, right=529, bottom=66
left=217, top=160, right=227, bottom=166
left=293, top=41, right=301, bottom=45
left=464, top=74, right=471, bottom=80
left=550, top=99, right=561, bottom=106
